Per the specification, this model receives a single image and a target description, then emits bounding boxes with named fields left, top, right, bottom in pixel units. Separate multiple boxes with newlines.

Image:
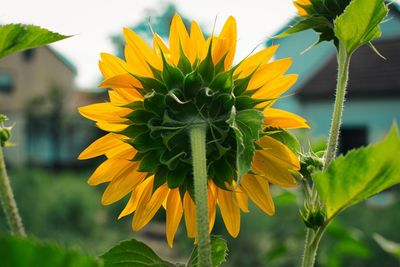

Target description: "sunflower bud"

left=301, top=202, right=326, bottom=229
left=299, top=152, right=324, bottom=179
left=0, top=115, right=12, bottom=147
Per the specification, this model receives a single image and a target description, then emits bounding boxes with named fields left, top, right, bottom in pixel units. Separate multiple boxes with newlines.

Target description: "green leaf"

left=0, top=235, right=101, bottom=267
left=334, top=0, right=388, bottom=54
left=101, top=238, right=174, bottom=267
left=227, top=107, right=264, bottom=185
left=267, top=128, right=301, bottom=153
left=313, top=125, right=400, bottom=220
left=187, top=236, right=228, bottom=267
left=373, top=234, right=400, bottom=260
left=0, top=24, right=70, bottom=59
left=275, top=16, right=331, bottom=38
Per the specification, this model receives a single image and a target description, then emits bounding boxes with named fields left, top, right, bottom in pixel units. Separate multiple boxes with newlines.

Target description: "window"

left=339, top=126, right=368, bottom=154
left=0, top=72, right=13, bottom=93
left=22, top=49, right=35, bottom=62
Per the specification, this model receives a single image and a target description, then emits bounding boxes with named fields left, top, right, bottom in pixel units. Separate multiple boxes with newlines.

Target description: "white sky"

left=3, top=0, right=396, bottom=89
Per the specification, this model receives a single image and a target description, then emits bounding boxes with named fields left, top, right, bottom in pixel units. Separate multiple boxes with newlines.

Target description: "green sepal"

left=133, top=75, right=167, bottom=94
left=233, top=75, right=253, bottom=96
left=235, top=96, right=269, bottom=111
left=160, top=51, right=185, bottom=89
left=167, top=163, right=190, bottom=188
left=125, top=109, right=154, bottom=125
left=214, top=53, right=229, bottom=74
left=153, top=165, right=168, bottom=192
left=117, top=125, right=148, bottom=138
left=177, top=42, right=193, bottom=74
left=208, top=93, right=234, bottom=118
left=275, top=16, right=332, bottom=39
left=212, top=157, right=234, bottom=185
left=198, top=40, right=215, bottom=85
left=137, top=150, right=163, bottom=172
left=183, top=70, right=203, bottom=100
left=266, top=127, right=301, bottom=154
left=143, top=92, right=166, bottom=117
left=160, top=149, right=186, bottom=170
left=209, top=70, right=234, bottom=94
left=121, top=100, right=143, bottom=110
left=131, top=132, right=164, bottom=152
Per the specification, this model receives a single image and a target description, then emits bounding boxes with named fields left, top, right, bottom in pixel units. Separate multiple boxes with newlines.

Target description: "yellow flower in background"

left=294, top=0, right=312, bottom=16
left=78, top=14, right=308, bottom=247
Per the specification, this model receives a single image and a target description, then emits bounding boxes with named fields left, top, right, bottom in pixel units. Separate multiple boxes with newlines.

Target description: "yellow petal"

left=253, top=143, right=298, bottom=188
left=234, top=45, right=279, bottom=78
left=208, top=181, right=217, bottom=232
left=153, top=33, right=170, bottom=65
left=100, top=74, right=142, bottom=90
left=101, top=161, right=147, bottom=205
left=252, top=74, right=298, bottom=100
left=78, top=103, right=130, bottom=123
left=183, top=192, right=197, bottom=238
left=189, top=21, right=206, bottom=64
left=263, top=108, right=309, bottom=129
left=166, top=189, right=183, bottom=247
left=132, top=182, right=169, bottom=231
left=169, top=14, right=190, bottom=65
left=212, top=16, right=237, bottom=70
left=294, top=0, right=311, bottom=16
left=79, top=133, right=125, bottom=160
left=96, top=121, right=129, bottom=132
left=241, top=174, right=275, bottom=215
left=247, top=58, right=292, bottom=90
left=257, top=136, right=300, bottom=169
left=234, top=188, right=249, bottom=213
left=105, top=143, right=136, bottom=160
left=99, top=53, right=136, bottom=78
left=124, top=27, right=161, bottom=73
left=88, top=158, right=134, bottom=185
left=108, top=89, right=142, bottom=106
left=217, top=187, right=241, bottom=238
left=118, top=178, right=153, bottom=219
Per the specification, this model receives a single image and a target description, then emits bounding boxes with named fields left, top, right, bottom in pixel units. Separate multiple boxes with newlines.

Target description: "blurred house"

left=269, top=2, right=400, bottom=153
left=0, top=47, right=105, bottom=167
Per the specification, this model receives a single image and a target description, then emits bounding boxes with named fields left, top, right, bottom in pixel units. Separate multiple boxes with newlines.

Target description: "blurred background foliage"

left=1, top=167, right=399, bottom=266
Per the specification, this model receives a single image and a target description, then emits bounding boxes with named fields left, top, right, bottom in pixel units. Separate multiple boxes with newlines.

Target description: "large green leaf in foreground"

left=313, top=125, right=400, bottom=220
left=0, top=235, right=101, bottom=267
left=334, top=0, right=388, bottom=54
left=101, top=236, right=228, bottom=267
left=0, top=24, right=70, bottom=59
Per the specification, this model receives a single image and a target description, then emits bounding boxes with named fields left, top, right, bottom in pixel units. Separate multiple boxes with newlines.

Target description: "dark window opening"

left=339, top=126, right=368, bottom=154
left=22, top=49, right=35, bottom=62
left=0, top=72, right=13, bottom=93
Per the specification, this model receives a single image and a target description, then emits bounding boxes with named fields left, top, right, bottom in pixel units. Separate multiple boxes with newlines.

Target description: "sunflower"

left=78, top=14, right=308, bottom=247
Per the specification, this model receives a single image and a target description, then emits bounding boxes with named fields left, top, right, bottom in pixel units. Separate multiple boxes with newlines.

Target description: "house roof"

left=297, top=38, right=400, bottom=101
left=46, top=46, right=77, bottom=75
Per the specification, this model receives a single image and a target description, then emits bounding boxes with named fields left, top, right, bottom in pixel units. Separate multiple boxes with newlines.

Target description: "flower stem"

left=301, top=43, right=352, bottom=267
left=189, top=124, right=212, bottom=267
left=324, top=43, right=352, bottom=169
left=0, top=146, right=26, bottom=236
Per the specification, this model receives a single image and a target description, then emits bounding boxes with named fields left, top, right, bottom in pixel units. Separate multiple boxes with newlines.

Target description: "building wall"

left=301, top=99, right=400, bottom=143
left=0, top=47, right=77, bottom=166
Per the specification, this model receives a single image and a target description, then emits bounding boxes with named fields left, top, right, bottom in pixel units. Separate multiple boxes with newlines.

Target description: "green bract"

left=120, top=44, right=265, bottom=197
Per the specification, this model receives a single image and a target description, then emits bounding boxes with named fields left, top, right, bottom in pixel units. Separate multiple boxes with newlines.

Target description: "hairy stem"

left=189, top=125, right=211, bottom=267
left=301, top=43, right=352, bottom=267
left=0, top=147, right=26, bottom=236
left=324, top=43, right=352, bottom=169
